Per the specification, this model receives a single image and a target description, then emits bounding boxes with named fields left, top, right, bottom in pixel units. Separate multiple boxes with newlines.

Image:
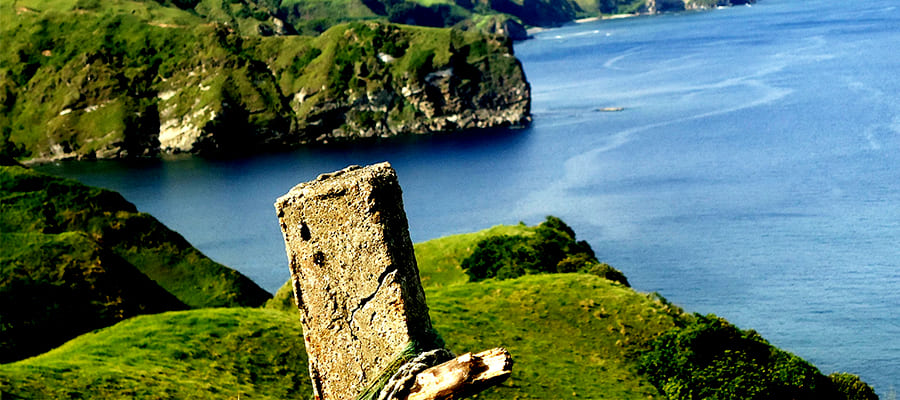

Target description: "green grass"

left=429, top=273, right=673, bottom=399
left=0, top=231, right=187, bottom=362
left=1, top=0, right=528, bottom=160
left=4, top=214, right=879, bottom=399
left=414, top=223, right=532, bottom=288
left=0, top=165, right=271, bottom=308
left=0, top=308, right=311, bottom=399
left=1, top=164, right=270, bottom=362
left=4, top=274, right=669, bottom=399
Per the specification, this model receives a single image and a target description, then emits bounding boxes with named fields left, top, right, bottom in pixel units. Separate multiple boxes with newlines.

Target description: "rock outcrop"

left=292, top=24, right=531, bottom=144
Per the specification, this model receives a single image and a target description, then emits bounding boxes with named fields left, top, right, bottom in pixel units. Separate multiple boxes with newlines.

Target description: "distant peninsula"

left=0, top=0, right=531, bottom=163
left=0, top=0, right=759, bottom=163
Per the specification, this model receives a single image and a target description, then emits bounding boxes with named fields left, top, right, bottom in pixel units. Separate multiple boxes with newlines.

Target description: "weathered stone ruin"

left=275, top=162, right=432, bottom=399
left=275, top=162, right=511, bottom=400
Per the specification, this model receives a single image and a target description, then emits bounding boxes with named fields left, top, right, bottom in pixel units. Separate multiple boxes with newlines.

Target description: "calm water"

left=38, top=0, right=899, bottom=393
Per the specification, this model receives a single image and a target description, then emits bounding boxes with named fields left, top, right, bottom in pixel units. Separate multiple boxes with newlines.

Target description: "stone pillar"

left=274, top=162, right=433, bottom=400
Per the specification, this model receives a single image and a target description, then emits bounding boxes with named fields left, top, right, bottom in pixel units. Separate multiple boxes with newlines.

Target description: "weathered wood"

left=275, top=163, right=433, bottom=400
left=406, top=348, right=513, bottom=400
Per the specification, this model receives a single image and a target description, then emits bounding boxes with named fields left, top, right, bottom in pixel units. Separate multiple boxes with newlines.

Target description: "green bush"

left=828, top=373, right=879, bottom=400
left=73, top=0, right=101, bottom=11
left=639, top=314, right=844, bottom=400
left=289, top=48, right=323, bottom=76
left=405, top=48, right=435, bottom=80
left=460, top=216, right=629, bottom=285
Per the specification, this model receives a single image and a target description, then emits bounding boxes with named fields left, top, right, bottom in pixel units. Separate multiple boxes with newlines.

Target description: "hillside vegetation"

left=0, top=174, right=876, bottom=398
left=0, top=231, right=187, bottom=363
left=0, top=0, right=530, bottom=163
left=6, top=270, right=876, bottom=398
left=266, top=218, right=877, bottom=399
left=0, top=308, right=311, bottom=399
left=0, top=164, right=270, bottom=362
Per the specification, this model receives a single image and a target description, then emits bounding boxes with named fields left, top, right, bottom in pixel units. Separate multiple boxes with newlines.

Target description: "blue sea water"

left=37, top=0, right=900, bottom=394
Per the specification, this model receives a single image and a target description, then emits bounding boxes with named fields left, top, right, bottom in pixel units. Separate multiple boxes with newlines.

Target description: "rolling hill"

left=0, top=175, right=876, bottom=398
left=0, top=164, right=271, bottom=362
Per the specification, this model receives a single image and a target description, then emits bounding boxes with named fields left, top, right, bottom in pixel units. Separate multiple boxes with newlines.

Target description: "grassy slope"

left=0, top=232, right=187, bottom=362
left=0, top=308, right=311, bottom=399
left=414, top=223, right=532, bottom=288
left=430, top=274, right=672, bottom=398
left=415, top=223, right=670, bottom=397
left=0, top=165, right=271, bottom=308
left=0, top=0, right=292, bottom=159
left=4, top=275, right=669, bottom=399
left=3, top=219, right=877, bottom=398
left=256, top=21, right=525, bottom=137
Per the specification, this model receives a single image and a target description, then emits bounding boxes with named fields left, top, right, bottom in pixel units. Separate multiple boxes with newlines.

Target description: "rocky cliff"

left=0, top=1, right=530, bottom=162
left=264, top=23, right=530, bottom=146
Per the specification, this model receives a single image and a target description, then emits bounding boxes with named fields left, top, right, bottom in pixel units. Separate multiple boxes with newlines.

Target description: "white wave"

left=843, top=76, right=900, bottom=151
left=547, top=29, right=605, bottom=41
left=603, top=53, right=629, bottom=70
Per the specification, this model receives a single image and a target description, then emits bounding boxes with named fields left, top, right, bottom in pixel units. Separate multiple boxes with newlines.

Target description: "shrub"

left=460, top=216, right=629, bottom=286
left=289, top=48, right=323, bottom=76
left=405, top=48, right=435, bottom=80
left=580, top=261, right=630, bottom=286
left=462, top=234, right=535, bottom=281
left=828, top=373, right=879, bottom=400
left=639, top=314, right=841, bottom=400
left=74, top=0, right=101, bottom=11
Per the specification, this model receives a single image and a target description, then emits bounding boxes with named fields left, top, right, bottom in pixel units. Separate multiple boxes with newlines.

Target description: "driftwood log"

left=407, top=348, right=513, bottom=400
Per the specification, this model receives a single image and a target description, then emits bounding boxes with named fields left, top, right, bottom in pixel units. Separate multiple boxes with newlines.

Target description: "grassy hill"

left=1, top=187, right=877, bottom=399
left=6, top=274, right=874, bottom=399
left=0, top=164, right=271, bottom=362
left=0, top=231, right=187, bottom=363
left=429, top=273, right=672, bottom=398
left=0, top=0, right=530, bottom=162
left=265, top=219, right=877, bottom=399
left=2, top=274, right=669, bottom=399
left=0, top=165, right=271, bottom=308
left=0, top=308, right=311, bottom=399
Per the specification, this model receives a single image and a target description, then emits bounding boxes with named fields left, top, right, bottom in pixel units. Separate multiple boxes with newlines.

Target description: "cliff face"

left=285, top=23, right=531, bottom=144
left=0, top=3, right=531, bottom=162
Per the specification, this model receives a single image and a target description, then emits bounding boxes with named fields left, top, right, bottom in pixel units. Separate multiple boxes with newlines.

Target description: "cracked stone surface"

left=275, top=162, right=433, bottom=400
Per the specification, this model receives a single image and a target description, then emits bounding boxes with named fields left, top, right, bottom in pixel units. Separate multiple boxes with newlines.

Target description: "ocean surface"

left=38, top=0, right=899, bottom=394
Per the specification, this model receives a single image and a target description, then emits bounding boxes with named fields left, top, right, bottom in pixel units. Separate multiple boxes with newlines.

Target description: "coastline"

left=578, top=13, right=641, bottom=23
left=527, top=13, right=642, bottom=35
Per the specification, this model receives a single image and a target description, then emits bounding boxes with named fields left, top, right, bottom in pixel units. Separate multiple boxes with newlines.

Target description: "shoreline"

left=578, top=13, right=641, bottom=23
left=526, top=13, right=642, bottom=35
left=525, top=3, right=749, bottom=38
